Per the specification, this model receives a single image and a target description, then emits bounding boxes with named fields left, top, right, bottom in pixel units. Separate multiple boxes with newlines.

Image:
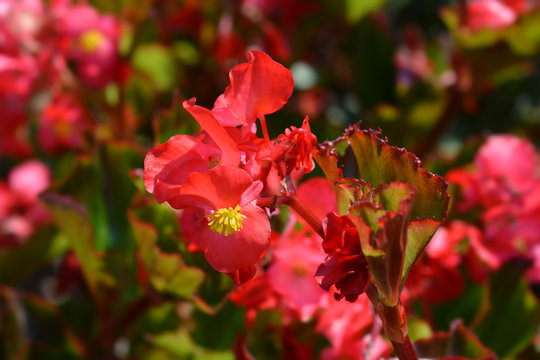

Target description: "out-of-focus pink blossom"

left=395, top=27, right=433, bottom=89
left=316, top=294, right=391, bottom=360
left=0, top=0, right=44, bottom=50
left=55, top=4, right=119, bottom=88
left=0, top=160, right=50, bottom=246
left=449, top=134, right=540, bottom=283
left=475, top=134, right=538, bottom=195
left=267, top=232, right=326, bottom=319
left=465, top=0, right=517, bottom=32
left=405, top=221, right=489, bottom=303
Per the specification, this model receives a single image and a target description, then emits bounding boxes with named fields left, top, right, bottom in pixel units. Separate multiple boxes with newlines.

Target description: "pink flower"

left=317, top=294, right=391, bottom=360
left=56, top=4, right=119, bottom=88
left=449, top=134, right=540, bottom=281
left=267, top=232, right=326, bottom=318
left=475, top=134, right=538, bottom=195
left=466, top=0, right=517, bottom=32
left=0, top=160, right=50, bottom=246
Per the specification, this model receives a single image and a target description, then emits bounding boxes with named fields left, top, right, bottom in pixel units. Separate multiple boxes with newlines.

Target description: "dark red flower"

left=315, top=212, right=370, bottom=302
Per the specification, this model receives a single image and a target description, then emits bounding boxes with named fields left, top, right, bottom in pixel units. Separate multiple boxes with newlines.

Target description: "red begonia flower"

left=172, top=166, right=271, bottom=274
left=223, top=50, right=294, bottom=124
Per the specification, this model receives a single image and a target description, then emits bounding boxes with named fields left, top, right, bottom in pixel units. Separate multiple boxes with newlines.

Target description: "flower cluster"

left=144, top=50, right=319, bottom=283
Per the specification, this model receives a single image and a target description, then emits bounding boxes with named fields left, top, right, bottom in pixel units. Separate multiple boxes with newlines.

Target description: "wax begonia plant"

left=145, top=50, right=449, bottom=359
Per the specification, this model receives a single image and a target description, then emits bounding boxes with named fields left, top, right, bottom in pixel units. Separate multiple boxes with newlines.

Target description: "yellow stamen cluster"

left=206, top=205, right=247, bottom=236
left=79, top=30, right=105, bottom=53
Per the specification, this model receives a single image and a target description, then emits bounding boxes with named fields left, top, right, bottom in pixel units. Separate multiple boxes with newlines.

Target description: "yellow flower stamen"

left=206, top=205, right=247, bottom=236
left=78, top=30, right=105, bottom=54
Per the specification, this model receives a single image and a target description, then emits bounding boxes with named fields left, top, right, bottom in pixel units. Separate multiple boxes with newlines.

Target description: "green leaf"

left=313, top=145, right=343, bottom=184
left=344, top=0, right=386, bottom=23
left=376, top=181, right=416, bottom=212
left=475, top=260, right=540, bottom=357
left=345, top=125, right=449, bottom=221
left=349, top=194, right=413, bottom=306
left=332, top=178, right=373, bottom=215
left=415, top=319, right=495, bottom=359
left=149, top=330, right=195, bottom=358
left=0, top=227, right=68, bottom=286
left=401, top=219, right=440, bottom=290
left=133, top=219, right=205, bottom=299
left=133, top=44, right=177, bottom=92
left=41, top=193, right=114, bottom=303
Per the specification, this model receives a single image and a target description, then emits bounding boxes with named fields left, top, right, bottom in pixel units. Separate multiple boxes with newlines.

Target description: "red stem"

left=392, top=336, right=418, bottom=360
left=366, top=286, right=418, bottom=360
left=284, top=195, right=324, bottom=238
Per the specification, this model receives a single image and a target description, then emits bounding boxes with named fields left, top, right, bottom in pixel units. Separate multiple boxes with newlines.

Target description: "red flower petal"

left=176, top=165, right=259, bottom=210
left=183, top=98, right=241, bottom=166
left=198, top=203, right=270, bottom=273
left=144, top=134, right=219, bottom=195
left=224, top=50, right=294, bottom=124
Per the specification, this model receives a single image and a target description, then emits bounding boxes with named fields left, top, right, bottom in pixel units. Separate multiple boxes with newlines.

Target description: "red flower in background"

left=316, top=294, right=391, bottom=360
left=267, top=229, right=326, bottom=319
left=38, top=93, right=90, bottom=153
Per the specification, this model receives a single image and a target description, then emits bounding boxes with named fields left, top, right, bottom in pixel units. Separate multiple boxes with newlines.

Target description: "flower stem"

left=391, top=336, right=418, bottom=360
left=283, top=195, right=324, bottom=238
left=366, top=286, right=418, bottom=360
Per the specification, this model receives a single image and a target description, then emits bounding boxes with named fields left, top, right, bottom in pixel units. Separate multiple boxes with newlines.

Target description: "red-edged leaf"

left=345, top=125, right=449, bottom=222
left=414, top=319, right=496, bottom=360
